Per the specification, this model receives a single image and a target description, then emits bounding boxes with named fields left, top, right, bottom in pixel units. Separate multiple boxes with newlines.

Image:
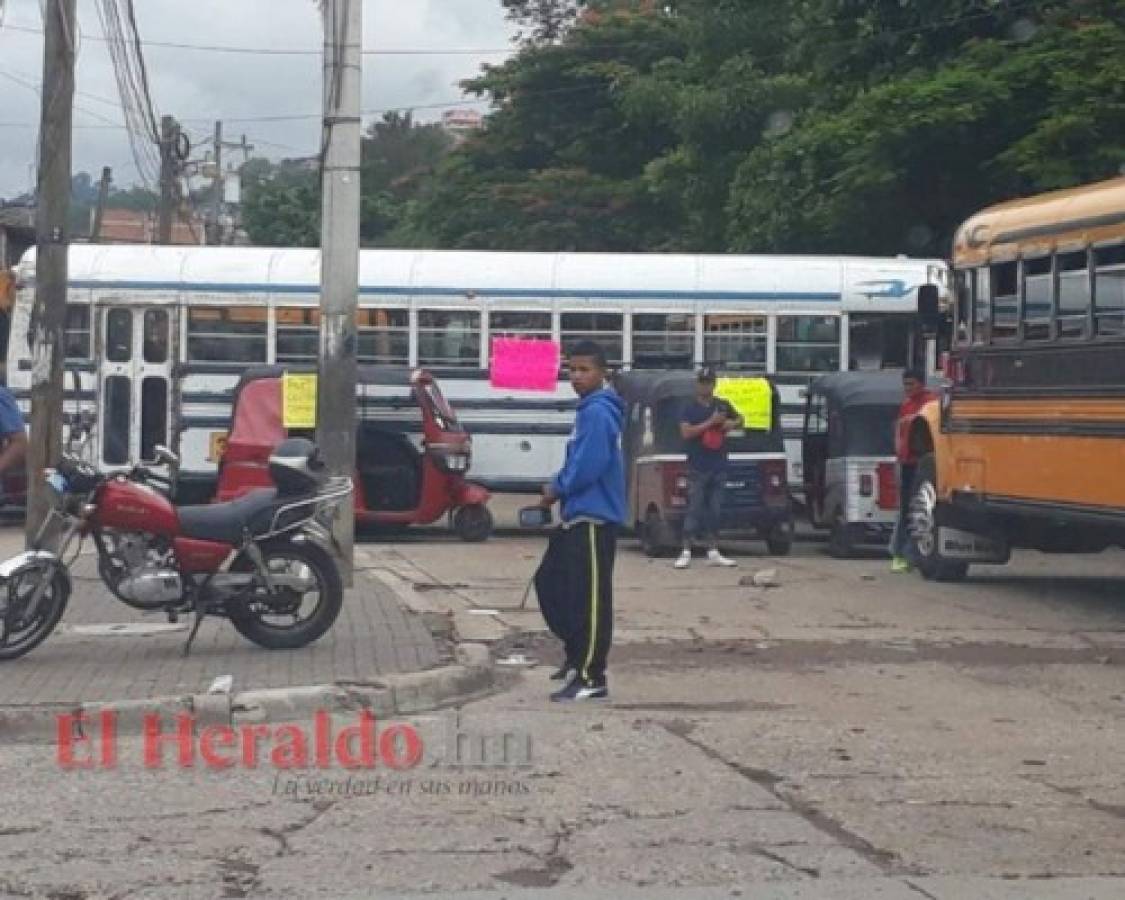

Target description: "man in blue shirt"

left=535, top=340, right=626, bottom=702
left=675, top=367, right=741, bottom=569
left=0, top=384, right=26, bottom=470
left=0, top=385, right=27, bottom=494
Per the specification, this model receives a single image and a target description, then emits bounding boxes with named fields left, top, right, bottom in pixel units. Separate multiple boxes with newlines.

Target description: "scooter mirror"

left=518, top=506, right=552, bottom=529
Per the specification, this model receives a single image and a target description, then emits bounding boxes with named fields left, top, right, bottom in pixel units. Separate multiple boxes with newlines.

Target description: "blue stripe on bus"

left=64, top=280, right=842, bottom=303
left=180, top=415, right=574, bottom=437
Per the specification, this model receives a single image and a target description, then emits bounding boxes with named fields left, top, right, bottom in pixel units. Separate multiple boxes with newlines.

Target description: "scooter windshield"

left=423, top=383, right=462, bottom=433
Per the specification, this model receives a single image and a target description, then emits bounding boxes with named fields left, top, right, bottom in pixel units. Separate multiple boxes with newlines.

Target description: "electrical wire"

left=0, top=19, right=515, bottom=56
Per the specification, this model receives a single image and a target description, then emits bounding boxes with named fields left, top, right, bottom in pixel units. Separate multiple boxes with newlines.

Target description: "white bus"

left=6, top=245, right=949, bottom=502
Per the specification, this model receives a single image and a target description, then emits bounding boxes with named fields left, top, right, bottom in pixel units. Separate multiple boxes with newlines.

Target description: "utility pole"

left=90, top=166, right=112, bottom=243
left=158, top=115, right=176, bottom=243
left=27, top=0, right=76, bottom=546
left=316, top=0, right=362, bottom=586
left=209, top=120, right=223, bottom=245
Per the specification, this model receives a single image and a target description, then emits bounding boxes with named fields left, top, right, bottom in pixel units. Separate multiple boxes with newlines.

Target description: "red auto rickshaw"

left=215, top=365, right=494, bottom=541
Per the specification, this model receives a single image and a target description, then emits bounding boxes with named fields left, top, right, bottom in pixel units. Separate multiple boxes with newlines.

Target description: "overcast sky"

left=0, top=0, right=518, bottom=199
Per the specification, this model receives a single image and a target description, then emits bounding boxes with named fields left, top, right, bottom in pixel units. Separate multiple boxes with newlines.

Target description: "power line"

left=0, top=19, right=516, bottom=56
left=0, top=68, right=125, bottom=127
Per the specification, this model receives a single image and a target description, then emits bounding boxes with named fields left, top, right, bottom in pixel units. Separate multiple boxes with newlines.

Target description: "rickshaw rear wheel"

left=641, top=508, right=672, bottom=558
left=827, top=513, right=856, bottom=558
left=454, top=504, right=493, bottom=542
left=765, top=523, right=793, bottom=556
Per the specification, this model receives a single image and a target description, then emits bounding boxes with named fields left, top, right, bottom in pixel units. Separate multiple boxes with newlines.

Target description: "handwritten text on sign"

left=716, top=377, right=773, bottom=431
left=490, top=338, right=560, bottom=392
left=282, top=373, right=318, bottom=429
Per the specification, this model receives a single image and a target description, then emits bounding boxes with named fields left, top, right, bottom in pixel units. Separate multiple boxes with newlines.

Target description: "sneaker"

left=707, top=549, right=737, bottom=568
left=551, top=677, right=609, bottom=702
left=891, top=556, right=912, bottom=573
left=674, top=550, right=692, bottom=569
left=549, top=663, right=575, bottom=681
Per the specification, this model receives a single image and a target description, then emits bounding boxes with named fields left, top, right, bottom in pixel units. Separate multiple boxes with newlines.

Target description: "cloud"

left=0, top=0, right=517, bottom=198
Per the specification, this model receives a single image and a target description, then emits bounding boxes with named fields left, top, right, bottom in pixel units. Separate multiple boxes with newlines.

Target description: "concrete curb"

left=0, top=643, right=497, bottom=746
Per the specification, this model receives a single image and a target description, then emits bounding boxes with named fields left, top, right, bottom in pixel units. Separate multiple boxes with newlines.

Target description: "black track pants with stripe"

left=533, top=522, right=616, bottom=684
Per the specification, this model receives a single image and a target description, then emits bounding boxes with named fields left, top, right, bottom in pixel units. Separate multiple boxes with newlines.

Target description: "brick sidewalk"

left=0, top=538, right=443, bottom=707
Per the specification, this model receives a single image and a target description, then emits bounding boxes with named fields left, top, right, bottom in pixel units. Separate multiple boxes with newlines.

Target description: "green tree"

left=725, top=6, right=1125, bottom=255
left=241, top=113, right=455, bottom=247
left=401, top=5, right=686, bottom=250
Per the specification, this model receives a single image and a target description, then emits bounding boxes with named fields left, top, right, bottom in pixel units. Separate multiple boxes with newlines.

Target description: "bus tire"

left=908, top=454, right=969, bottom=583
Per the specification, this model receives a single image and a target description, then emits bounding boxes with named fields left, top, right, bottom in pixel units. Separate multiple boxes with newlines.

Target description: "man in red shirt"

left=890, top=368, right=937, bottom=572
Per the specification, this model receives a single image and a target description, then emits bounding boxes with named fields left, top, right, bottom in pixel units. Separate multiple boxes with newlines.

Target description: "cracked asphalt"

left=0, top=526, right=1122, bottom=897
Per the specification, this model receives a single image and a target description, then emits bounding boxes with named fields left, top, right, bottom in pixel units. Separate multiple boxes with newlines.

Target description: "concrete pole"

left=316, top=0, right=361, bottom=585
left=26, top=0, right=76, bottom=546
left=90, top=166, right=112, bottom=243
left=158, top=115, right=175, bottom=244
left=210, top=120, right=223, bottom=245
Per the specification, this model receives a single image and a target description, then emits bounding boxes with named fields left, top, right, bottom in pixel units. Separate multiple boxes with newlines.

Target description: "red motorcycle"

left=0, top=412, right=352, bottom=660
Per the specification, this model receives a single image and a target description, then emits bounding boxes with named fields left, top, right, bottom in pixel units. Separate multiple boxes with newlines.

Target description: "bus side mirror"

left=918, top=284, right=942, bottom=336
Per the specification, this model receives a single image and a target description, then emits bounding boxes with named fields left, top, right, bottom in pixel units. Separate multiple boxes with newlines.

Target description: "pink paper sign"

left=490, top=337, right=561, bottom=392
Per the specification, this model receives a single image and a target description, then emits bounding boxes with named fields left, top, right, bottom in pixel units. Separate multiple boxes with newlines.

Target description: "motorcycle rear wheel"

left=227, top=539, right=343, bottom=650
left=0, top=564, right=70, bottom=661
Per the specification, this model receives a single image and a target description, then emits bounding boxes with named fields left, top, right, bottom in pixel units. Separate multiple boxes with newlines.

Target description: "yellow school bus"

left=906, top=176, right=1125, bottom=580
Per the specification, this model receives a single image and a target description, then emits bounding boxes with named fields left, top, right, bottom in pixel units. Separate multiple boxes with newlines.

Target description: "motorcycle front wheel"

left=0, top=563, right=70, bottom=661
left=227, top=539, right=343, bottom=650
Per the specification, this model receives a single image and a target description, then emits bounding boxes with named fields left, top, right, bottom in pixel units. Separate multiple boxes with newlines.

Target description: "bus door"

left=97, top=305, right=177, bottom=469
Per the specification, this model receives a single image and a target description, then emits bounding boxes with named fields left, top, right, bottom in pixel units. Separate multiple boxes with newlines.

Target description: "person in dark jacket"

left=534, top=340, right=626, bottom=702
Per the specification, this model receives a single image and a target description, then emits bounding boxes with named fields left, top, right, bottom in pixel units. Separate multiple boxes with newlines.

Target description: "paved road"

left=0, top=529, right=443, bottom=707
left=0, top=522, right=1120, bottom=896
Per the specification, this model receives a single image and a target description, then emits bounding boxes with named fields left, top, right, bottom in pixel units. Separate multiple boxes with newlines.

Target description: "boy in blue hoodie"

left=534, top=341, right=626, bottom=702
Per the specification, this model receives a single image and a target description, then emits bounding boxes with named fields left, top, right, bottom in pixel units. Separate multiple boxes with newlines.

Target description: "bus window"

left=847, top=314, right=908, bottom=370
left=561, top=312, right=623, bottom=365
left=276, top=307, right=319, bottom=363
left=489, top=311, right=551, bottom=339
left=776, top=316, right=840, bottom=373
left=187, top=306, right=267, bottom=364
left=103, top=375, right=131, bottom=465
left=418, top=310, right=480, bottom=368
left=1022, top=256, right=1052, bottom=341
left=972, top=267, right=990, bottom=344
left=1094, top=244, right=1125, bottom=337
left=106, top=309, right=132, bottom=363
left=64, top=303, right=91, bottom=360
left=1058, top=250, right=1089, bottom=339
left=632, top=313, right=694, bottom=367
left=143, top=310, right=169, bottom=364
left=140, top=376, right=168, bottom=462
left=990, top=261, right=1018, bottom=340
left=703, top=314, right=766, bottom=371
left=488, top=311, right=552, bottom=361
left=358, top=309, right=409, bottom=365
left=953, top=270, right=972, bottom=346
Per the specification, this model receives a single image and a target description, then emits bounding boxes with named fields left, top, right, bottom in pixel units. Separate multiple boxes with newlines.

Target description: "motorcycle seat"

left=178, top=488, right=283, bottom=544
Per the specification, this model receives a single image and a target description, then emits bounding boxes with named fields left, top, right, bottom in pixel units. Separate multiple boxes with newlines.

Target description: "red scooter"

left=0, top=411, right=352, bottom=660
left=216, top=366, right=494, bottom=542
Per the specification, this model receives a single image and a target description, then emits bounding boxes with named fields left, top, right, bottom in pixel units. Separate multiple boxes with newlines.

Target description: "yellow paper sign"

left=716, top=377, right=772, bottom=431
left=282, top=373, right=318, bottom=429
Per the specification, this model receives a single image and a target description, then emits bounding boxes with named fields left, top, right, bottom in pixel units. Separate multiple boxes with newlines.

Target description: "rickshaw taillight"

left=877, top=463, right=898, bottom=510
left=664, top=466, right=690, bottom=507
left=761, top=460, right=788, bottom=502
